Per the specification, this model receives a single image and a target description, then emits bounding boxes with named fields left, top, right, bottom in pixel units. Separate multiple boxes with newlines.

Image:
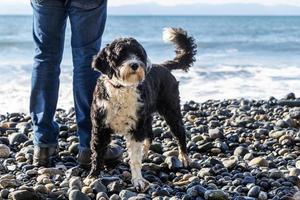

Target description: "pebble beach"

left=0, top=94, right=300, bottom=200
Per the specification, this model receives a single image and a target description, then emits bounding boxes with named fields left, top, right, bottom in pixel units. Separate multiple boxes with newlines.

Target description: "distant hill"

left=1, top=3, right=300, bottom=15
left=108, top=3, right=300, bottom=16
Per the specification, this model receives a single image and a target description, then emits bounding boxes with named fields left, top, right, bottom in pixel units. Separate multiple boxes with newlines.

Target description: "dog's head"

left=92, top=38, right=149, bottom=86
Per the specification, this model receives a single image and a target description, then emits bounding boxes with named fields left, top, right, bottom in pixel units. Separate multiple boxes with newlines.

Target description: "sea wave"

left=1, top=63, right=300, bottom=113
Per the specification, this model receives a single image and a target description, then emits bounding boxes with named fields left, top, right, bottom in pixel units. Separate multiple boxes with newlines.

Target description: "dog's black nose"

left=130, top=63, right=139, bottom=71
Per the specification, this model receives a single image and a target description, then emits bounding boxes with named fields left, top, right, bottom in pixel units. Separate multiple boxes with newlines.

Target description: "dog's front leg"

left=125, top=135, right=150, bottom=192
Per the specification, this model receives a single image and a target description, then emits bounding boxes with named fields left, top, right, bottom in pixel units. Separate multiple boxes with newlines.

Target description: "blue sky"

left=0, top=0, right=300, bottom=15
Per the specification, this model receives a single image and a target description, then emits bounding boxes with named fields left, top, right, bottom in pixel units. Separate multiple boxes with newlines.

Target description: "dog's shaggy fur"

left=88, top=27, right=197, bottom=192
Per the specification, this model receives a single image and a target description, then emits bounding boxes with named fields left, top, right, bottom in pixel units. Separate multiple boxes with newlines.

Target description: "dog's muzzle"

left=130, top=63, right=139, bottom=71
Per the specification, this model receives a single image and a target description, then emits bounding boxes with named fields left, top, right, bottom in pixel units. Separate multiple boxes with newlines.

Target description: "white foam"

left=0, top=63, right=74, bottom=114
left=1, top=63, right=300, bottom=113
left=173, top=64, right=300, bottom=103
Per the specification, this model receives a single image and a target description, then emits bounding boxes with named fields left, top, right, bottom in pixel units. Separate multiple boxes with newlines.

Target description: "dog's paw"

left=179, top=153, right=191, bottom=168
left=132, top=177, right=150, bottom=192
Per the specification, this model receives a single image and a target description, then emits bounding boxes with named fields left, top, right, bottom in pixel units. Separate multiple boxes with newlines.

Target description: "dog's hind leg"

left=158, top=102, right=190, bottom=167
left=89, top=127, right=112, bottom=177
left=142, top=117, right=153, bottom=159
left=125, top=135, right=150, bottom=192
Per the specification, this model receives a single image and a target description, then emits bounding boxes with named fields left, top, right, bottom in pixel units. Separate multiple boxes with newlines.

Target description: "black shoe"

left=77, top=144, right=123, bottom=168
left=33, top=145, right=58, bottom=167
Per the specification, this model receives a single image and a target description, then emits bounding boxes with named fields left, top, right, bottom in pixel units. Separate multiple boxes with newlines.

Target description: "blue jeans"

left=30, top=0, right=107, bottom=151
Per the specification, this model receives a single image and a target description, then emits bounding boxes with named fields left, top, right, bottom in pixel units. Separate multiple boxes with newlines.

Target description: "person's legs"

left=30, top=0, right=67, bottom=165
left=68, top=0, right=123, bottom=167
left=68, top=0, right=107, bottom=151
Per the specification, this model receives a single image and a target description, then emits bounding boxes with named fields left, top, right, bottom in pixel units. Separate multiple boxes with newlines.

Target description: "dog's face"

left=92, top=38, right=148, bottom=86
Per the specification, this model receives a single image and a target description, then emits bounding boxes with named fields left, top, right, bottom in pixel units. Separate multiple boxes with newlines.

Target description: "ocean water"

left=1, top=15, right=300, bottom=113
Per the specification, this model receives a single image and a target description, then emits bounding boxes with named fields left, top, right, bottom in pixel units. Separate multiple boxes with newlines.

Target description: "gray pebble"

left=234, top=146, right=249, bottom=157
left=119, top=190, right=137, bottom=200
left=68, top=189, right=90, bottom=200
left=0, top=144, right=10, bottom=158
left=204, top=190, right=228, bottom=200
left=208, top=128, right=224, bottom=139
left=8, top=132, right=28, bottom=145
left=110, top=194, right=121, bottom=200
left=247, top=186, right=260, bottom=198
left=10, top=190, right=38, bottom=200
left=96, top=192, right=109, bottom=200
left=165, top=156, right=183, bottom=170
left=90, top=179, right=107, bottom=193
left=69, top=176, right=82, bottom=190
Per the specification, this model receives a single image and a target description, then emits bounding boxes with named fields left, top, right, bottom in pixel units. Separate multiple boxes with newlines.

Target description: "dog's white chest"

left=103, top=84, right=142, bottom=135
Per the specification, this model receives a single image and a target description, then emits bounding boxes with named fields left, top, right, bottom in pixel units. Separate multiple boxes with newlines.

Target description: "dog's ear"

left=92, top=47, right=113, bottom=78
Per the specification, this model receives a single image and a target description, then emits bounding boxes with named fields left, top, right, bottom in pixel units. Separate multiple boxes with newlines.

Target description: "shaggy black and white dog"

left=88, top=27, right=197, bottom=192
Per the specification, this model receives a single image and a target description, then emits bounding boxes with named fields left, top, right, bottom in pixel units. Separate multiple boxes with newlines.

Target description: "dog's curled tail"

left=161, top=27, right=197, bottom=72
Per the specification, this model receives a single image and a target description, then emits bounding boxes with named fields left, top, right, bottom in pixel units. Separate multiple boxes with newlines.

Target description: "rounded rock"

left=96, top=192, right=109, bottom=200
left=258, top=191, right=268, bottom=200
left=8, top=132, right=28, bottom=145
left=0, top=188, right=9, bottom=198
left=68, top=142, right=79, bottom=155
left=222, top=156, right=238, bottom=169
left=0, top=144, right=10, bottom=158
left=208, top=128, right=224, bottom=139
left=10, top=190, right=38, bottom=200
left=248, top=157, right=269, bottom=167
left=110, top=194, right=121, bottom=200
left=34, top=184, right=48, bottom=193
left=149, top=142, right=163, bottom=154
left=247, top=186, right=260, bottom=198
left=90, top=179, right=107, bottom=193
left=269, top=169, right=284, bottom=179
left=69, top=189, right=90, bottom=200
left=204, top=190, right=228, bottom=200
left=234, top=146, right=249, bottom=157
left=69, top=176, right=82, bottom=190
left=165, top=156, right=183, bottom=170
left=119, top=190, right=137, bottom=200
